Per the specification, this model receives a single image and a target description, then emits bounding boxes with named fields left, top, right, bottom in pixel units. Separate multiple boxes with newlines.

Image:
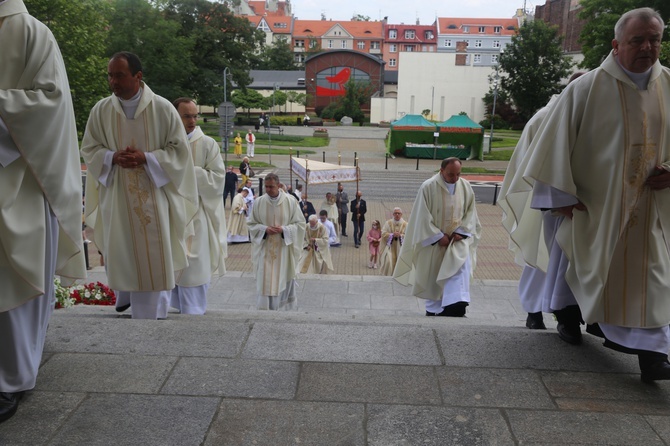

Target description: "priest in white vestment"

left=319, top=192, right=340, bottom=243
left=0, top=0, right=86, bottom=423
left=394, top=158, right=481, bottom=317
left=170, top=98, right=227, bottom=315
left=228, top=189, right=250, bottom=243
left=510, top=8, right=670, bottom=381
left=81, top=52, right=198, bottom=320
left=298, top=215, right=334, bottom=274
left=247, top=173, right=306, bottom=310
left=379, top=208, right=408, bottom=276
left=319, top=210, right=340, bottom=247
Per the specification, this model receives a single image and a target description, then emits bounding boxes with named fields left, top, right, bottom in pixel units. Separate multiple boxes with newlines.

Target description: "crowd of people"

left=3, top=0, right=669, bottom=427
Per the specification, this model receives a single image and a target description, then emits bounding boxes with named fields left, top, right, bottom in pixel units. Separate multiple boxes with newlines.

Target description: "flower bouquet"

left=54, top=278, right=116, bottom=309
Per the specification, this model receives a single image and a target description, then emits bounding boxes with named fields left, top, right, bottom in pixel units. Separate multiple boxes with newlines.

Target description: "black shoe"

left=525, top=312, right=546, bottom=330
left=639, top=354, right=670, bottom=383
left=556, top=322, right=582, bottom=345
left=440, top=302, right=468, bottom=317
left=586, top=323, right=605, bottom=338
left=0, top=391, right=24, bottom=424
left=342, top=234, right=348, bottom=237
left=425, top=311, right=442, bottom=316
left=116, top=303, right=131, bottom=313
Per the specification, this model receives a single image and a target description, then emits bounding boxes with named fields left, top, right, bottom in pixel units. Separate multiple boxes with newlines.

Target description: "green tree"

left=258, top=39, right=298, bottom=70
left=351, top=14, right=370, bottom=21
left=107, top=0, right=194, bottom=101
left=25, top=0, right=111, bottom=135
left=231, top=88, right=266, bottom=117
left=305, top=36, right=323, bottom=60
left=286, top=91, right=306, bottom=112
left=161, top=0, right=265, bottom=106
left=268, top=90, right=288, bottom=113
left=498, top=19, right=573, bottom=121
left=578, top=0, right=670, bottom=69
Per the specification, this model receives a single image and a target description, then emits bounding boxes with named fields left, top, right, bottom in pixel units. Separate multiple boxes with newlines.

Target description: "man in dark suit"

left=350, top=190, right=367, bottom=248
left=299, top=194, right=316, bottom=223
left=335, top=183, right=349, bottom=237
left=223, top=165, right=238, bottom=207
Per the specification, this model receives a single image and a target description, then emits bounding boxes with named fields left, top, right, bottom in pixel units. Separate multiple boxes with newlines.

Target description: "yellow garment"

left=228, top=192, right=249, bottom=236
left=233, top=135, right=242, bottom=156
left=0, top=0, right=86, bottom=311
left=82, top=84, right=198, bottom=292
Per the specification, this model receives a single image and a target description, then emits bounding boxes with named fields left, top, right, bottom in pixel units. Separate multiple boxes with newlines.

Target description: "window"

left=390, top=44, right=397, bottom=52
left=474, top=54, right=481, bottom=63
left=474, top=39, right=482, bottom=48
left=389, top=29, right=397, bottom=39
left=405, top=30, right=415, bottom=39
left=425, top=31, right=434, bottom=40
left=463, top=25, right=470, bottom=33
left=357, top=40, right=365, bottom=49
left=491, top=54, right=498, bottom=64
left=258, top=21, right=270, bottom=32
left=444, top=39, right=452, bottom=47
left=478, top=26, right=485, bottom=33
left=309, top=40, right=318, bottom=48
left=341, top=40, right=347, bottom=49
left=274, top=22, right=287, bottom=29
left=295, top=39, right=305, bottom=48
left=294, top=54, right=306, bottom=63
left=405, top=45, right=415, bottom=52
left=327, top=39, right=333, bottom=48
left=371, top=41, right=380, bottom=49
left=492, top=40, right=500, bottom=48
left=494, top=26, right=502, bottom=33
left=389, top=58, right=396, bottom=67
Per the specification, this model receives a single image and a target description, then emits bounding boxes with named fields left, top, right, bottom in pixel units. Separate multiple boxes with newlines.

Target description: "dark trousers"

left=223, top=187, right=235, bottom=207
left=353, top=219, right=364, bottom=246
left=339, top=213, right=348, bottom=235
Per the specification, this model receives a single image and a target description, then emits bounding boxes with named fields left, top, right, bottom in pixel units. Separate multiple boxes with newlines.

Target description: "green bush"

left=479, top=115, right=510, bottom=130
left=267, top=115, right=302, bottom=126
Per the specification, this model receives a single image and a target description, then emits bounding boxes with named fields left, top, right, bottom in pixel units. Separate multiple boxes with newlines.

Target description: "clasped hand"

left=265, top=225, right=283, bottom=235
left=437, top=233, right=463, bottom=247
left=646, top=166, right=670, bottom=190
left=113, top=147, right=146, bottom=168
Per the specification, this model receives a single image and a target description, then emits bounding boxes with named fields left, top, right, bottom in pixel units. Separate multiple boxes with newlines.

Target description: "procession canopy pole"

left=356, top=160, right=360, bottom=193
left=289, top=147, right=293, bottom=185
left=305, top=157, right=310, bottom=197
left=338, top=151, right=341, bottom=166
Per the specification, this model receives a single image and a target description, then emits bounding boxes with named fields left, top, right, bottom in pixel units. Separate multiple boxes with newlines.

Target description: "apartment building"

left=382, top=22, right=438, bottom=71
left=436, top=17, right=519, bottom=66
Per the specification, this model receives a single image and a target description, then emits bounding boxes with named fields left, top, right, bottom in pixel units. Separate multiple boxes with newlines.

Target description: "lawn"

left=199, top=120, right=327, bottom=150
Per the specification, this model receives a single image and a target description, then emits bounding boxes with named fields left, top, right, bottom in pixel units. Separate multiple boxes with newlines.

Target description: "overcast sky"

left=289, top=0, right=532, bottom=24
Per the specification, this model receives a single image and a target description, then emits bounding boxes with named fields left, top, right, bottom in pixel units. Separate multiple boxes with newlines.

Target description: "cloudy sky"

left=289, top=0, right=531, bottom=24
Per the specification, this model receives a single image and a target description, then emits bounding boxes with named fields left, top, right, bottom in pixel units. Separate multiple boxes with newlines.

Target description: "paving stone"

left=301, top=279, right=348, bottom=295
left=322, top=293, right=371, bottom=309
left=37, top=353, right=176, bottom=394
left=367, top=404, right=515, bottom=445
left=46, top=317, right=248, bottom=357
left=161, top=358, right=299, bottom=399
left=435, top=326, right=640, bottom=373
left=437, top=368, right=555, bottom=409
left=506, top=410, right=666, bottom=445
left=49, top=394, right=219, bottom=446
left=243, top=322, right=441, bottom=365
left=204, top=399, right=364, bottom=445
left=296, top=292, right=325, bottom=307
left=347, top=280, right=393, bottom=295
left=0, top=392, right=84, bottom=445
left=370, top=295, right=419, bottom=311
left=646, top=415, right=670, bottom=443
left=297, top=363, right=440, bottom=405
left=541, top=370, right=670, bottom=401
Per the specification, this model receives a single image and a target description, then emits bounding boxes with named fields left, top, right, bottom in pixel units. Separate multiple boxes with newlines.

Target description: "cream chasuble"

left=379, top=218, right=407, bottom=276
left=228, top=193, right=249, bottom=238
left=516, top=52, right=670, bottom=328
left=0, top=0, right=86, bottom=312
left=176, top=127, right=227, bottom=287
left=298, top=222, right=334, bottom=274
left=82, top=84, right=198, bottom=292
left=393, top=175, right=481, bottom=300
left=248, top=192, right=305, bottom=299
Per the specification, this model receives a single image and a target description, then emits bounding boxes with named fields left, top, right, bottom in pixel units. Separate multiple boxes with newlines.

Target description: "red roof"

left=437, top=17, right=518, bottom=36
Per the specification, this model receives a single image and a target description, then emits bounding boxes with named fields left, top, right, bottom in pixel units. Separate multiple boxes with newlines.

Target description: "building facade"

left=436, top=17, right=519, bottom=66
left=382, top=22, right=438, bottom=71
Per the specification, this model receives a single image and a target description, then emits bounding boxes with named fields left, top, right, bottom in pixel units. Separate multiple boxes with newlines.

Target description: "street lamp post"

left=222, top=67, right=230, bottom=163
left=269, top=83, right=279, bottom=165
left=488, top=66, right=500, bottom=155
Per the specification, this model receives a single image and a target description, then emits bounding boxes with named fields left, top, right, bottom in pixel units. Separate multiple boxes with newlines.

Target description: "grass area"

left=461, top=167, right=507, bottom=175
left=199, top=120, right=328, bottom=148
left=484, top=149, right=514, bottom=161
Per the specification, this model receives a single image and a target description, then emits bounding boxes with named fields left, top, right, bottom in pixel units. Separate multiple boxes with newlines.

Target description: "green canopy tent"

left=386, top=114, right=437, bottom=156
left=436, top=115, right=484, bottom=161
